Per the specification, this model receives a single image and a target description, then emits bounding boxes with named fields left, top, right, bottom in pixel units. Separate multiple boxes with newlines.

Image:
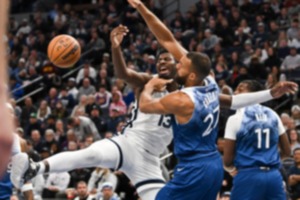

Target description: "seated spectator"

left=76, top=60, right=97, bottom=84
left=52, top=100, right=68, bottom=120
left=96, top=182, right=120, bottom=200
left=202, top=29, right=220, bottom=51
left=26, top=113, right=43, bottom=137
left=291, top=105, right=300, bottom=127
left=10, top=75, right=24, bottom=100
left=31, top=129, right=44, bottom=152
left=95, top=85, right=112, bottom=117
left=42, top=172, right=70, bottom=199
left=74, top=181, right=95, bottom=200
left=67, top=116, right=100, bottom=141
left=281, top=47, right=300, bottom=71
left=109, top=91, right=127, bottom=118
left=288, top=148, right=300, bottom=200
left=58, top=87, right=76, bottom=111
left=90, top=104, right=107, bottom=138
left=287, top=129, right=300, bottom=155
left=71, top=95, right=88, bottom=117
left=46, top=87, right=59, bottom=110
left=37, top=100, right=51, bottom=122
left=67, top=77, right=79, bottom=100
left=44, top=129, right=59, bottom=155
left=88, top=168, right=118, bottom=195
left=78, top=78, right=96, bottom=99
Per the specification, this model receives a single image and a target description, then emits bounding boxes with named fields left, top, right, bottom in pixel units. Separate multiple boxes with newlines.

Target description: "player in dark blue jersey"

left=223, top=80, right=291, bottom=200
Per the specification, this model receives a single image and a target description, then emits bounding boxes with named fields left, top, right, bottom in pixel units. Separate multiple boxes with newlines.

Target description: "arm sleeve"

left=231, top=90, right=273, bottom=110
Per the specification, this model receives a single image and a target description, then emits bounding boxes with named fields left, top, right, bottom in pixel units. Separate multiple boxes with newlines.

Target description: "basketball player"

left=223, top=80, right=290, bottom=200
left=0, top=0, right=14, bottom=178
left=11, top=26, right=297, bottom=200
left=0, top=104, right=34, bottom=200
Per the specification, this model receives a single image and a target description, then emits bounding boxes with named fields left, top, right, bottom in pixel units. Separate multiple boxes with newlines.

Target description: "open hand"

left=127, top=0, right=142, bottom=8
left=146, top=77, right=173, bottom=92
left=110, top=25, right=129, bottom=48
left=270, top=81, right=298, bottom=98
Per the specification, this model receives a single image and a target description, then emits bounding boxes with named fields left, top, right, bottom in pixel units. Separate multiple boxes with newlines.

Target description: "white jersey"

left=123, top=90, right=173, bottom=156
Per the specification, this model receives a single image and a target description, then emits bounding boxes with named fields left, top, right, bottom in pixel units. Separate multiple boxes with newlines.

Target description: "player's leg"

left=231, top=169, right=265, bottom=200
left=11, top=138, right=122, bottom=188
left=156, top=153, right=223, bottom=200
left=265, top=169, right=286, bottom=200
left=123, top=145, right=166, bottom=200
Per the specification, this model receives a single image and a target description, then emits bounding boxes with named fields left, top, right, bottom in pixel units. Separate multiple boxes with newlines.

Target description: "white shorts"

left=109, top=135, right=166, bottom=194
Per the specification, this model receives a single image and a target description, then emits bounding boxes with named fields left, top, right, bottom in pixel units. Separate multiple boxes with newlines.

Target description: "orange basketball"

left=47, top=35, right=81, bottom=68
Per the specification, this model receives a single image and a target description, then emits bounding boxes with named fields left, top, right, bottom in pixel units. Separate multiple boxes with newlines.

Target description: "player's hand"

left=146, top=77, right=173, bottom=92
left=127, top=0, right=142, bottom=8
left=110, top=25, right=129, bottom=48
left=270, top=81, right=298, bottom=98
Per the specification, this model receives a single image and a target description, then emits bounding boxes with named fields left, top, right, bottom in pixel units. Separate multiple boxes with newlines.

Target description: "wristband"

left=21, top=183, right=33, bottom=192
left=224, top=166, right=237, bottom=173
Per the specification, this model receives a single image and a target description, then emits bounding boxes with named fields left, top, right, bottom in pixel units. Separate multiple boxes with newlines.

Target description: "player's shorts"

left=109, top=135, right=166, bottom=194
left=231, top=167, right=286, bottom=200
left=155, top=152, right=223, bottom=200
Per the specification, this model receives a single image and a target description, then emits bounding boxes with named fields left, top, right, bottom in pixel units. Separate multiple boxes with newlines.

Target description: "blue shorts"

left=231, top=168, right=286, bottom=200
left=155, top=153, right=223, bottom=200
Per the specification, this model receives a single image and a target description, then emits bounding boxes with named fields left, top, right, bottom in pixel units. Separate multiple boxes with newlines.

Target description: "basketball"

left=47, top=35, right=81, bottom=68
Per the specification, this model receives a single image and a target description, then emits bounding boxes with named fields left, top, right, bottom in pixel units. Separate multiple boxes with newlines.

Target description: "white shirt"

left=45, top=172, right=70, bottom=192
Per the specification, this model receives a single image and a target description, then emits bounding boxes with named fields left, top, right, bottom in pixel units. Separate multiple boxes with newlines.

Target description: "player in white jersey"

left=11, top=25, right=298, bottom=200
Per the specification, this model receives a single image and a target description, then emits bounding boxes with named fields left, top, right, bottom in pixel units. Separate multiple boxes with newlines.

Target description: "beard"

left=175, top=74, right=186, bottom=85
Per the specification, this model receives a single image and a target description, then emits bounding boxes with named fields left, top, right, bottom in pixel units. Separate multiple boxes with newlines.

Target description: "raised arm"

left=219, top=81, right=298, bottom=109
left=128, top=0, right=187, bottom=61
left=111, top=25, right=152, bottom=87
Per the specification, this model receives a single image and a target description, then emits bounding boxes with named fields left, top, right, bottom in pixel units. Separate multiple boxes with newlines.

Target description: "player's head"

left=234, top=80, right=265, bottom=95
left=156, top=50, right=176, bottom=79
left=175, top=52, right=211, bottom=85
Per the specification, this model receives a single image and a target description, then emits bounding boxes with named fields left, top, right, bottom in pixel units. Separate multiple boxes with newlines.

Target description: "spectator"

left=44, top=129, right=59, bottom=155
left=96, top=182, right=120, bottom=200
left=287, top=19, right=300, bottom=39
left=36, top=100, right=51, bottom=122
left=90, top=104, right=107, bottom=138
left=288, top=148, right=300, bottom=200
left=71, top=94, right=88, bottom=117
left=26, top=113, right=43, bottom=137
left=281, top=47, right=300, bottom=71
left=88, top=168, right=118, bottom=195
left=31, top=129, right=44, bottom=152
left=43, top=172, right=70, bottom=199
left=78, top=78, right=96, bottom=99
left=67, top=116, right=100, bottom=141
left=76, top=60, right=97, bottom=84
left=202, top=29, right=220, bottom=51
left=10, top=75, right=24, bottom=100
left=74, top=181, right=95, bottom=200
left=109, top=90, right=127, bottom=118
left=95, top=85, right=112, bottom=116
left=68, top=77, right=79, bottom=100
left=287, top=129, right=300, bottom=155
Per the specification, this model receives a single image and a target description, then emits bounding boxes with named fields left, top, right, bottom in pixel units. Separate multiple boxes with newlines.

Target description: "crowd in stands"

left=7, top=0, right=300, bottom=199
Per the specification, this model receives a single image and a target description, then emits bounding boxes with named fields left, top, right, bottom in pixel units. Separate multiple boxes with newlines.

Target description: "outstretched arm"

left=219, top=81, right=298, bottom=109
left=111, top=25, right=152, bottom=87
left=128, top=0, right=187, bottom=61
